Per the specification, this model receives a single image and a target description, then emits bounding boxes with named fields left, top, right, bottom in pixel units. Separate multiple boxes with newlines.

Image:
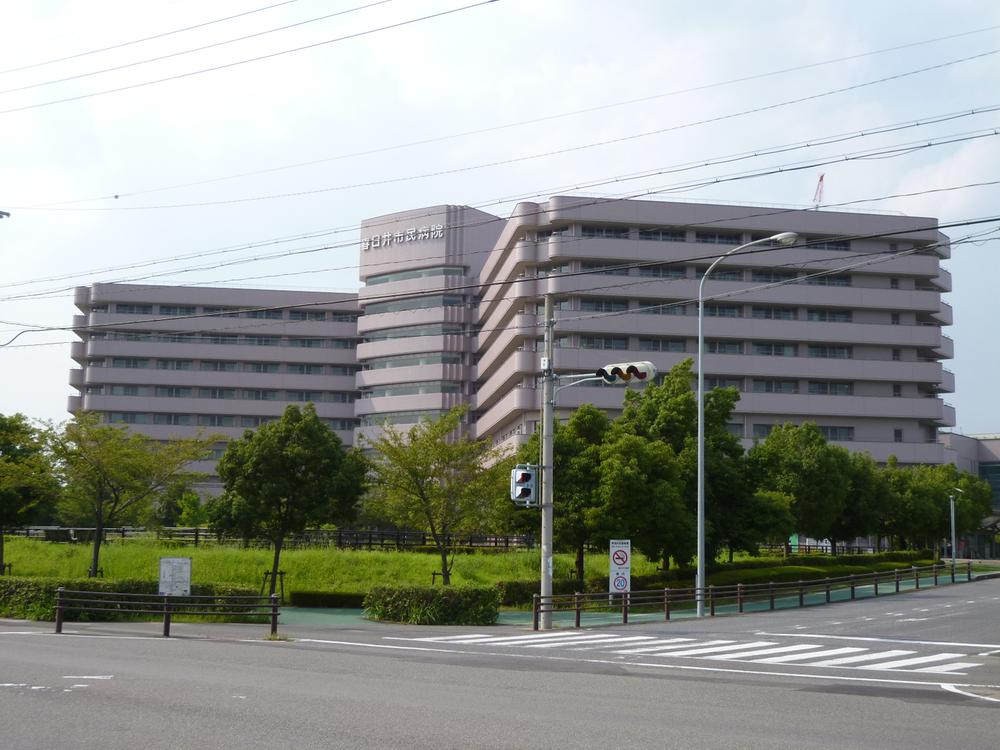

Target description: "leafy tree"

left=212, top=404, right=365, bottom=594
left=145, top=481, right=206, bottom=528
left=364, top=405, right=509, bottom=585
left=0, top=414, right=58, bottom=571
left=829, top=452, right=891, bottom=552
left=515, top=404, right=609, bottom=584
left=50, top=412, right=214, bottom=577
left=747, top=423, right=851, bottom=542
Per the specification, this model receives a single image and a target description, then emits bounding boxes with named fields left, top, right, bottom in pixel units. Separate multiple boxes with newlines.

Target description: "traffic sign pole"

left=540, top=294, right=555, bottom=630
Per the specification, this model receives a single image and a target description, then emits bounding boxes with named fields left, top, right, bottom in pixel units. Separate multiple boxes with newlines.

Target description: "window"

left=752, top=379, right=798, bottom=394
left=892, top=348, right=901, bottom=361
left=638, top=338, right=685, bottom=352
left=114, top=304, right=153, bottom=315
left=638, top=228, right=686, bottom=242
left=323, top=418, right=358, bottom=431
left=894, top=428, right=904, bottom=443
left=364, top=382, right=461, bottom=398
left=581, top=261, right=630, bottom=276
left=330, top=312, right=359, bottom=322
left=202, top=306, right=240, bottom=318
left=110, top=385, right=146, bottom=396
left=697, top=268, right=743, bottom=281
left=580, top=299, right=628, bottom=313
left=581, top=225, right=629, bottom=240
left=289, top=310, right=326, bottom=321
left=86, top=358, right=106, bottom=368
left=807, top=309, right=852, bottom=323
left=287, top=391, right=326, bottom=403
left=367, top=353, right=463, bottom=369
left=892, top=383, right=902, bottom=397
left=198, top=415, right=236, bottom=427
left=108, top=412, right=149, bottom=424
left=202, top=334, right=238, bottom=345
left=706, top=340, right=743, bottom=355
left=695, top=231, right=741, bottom=245
left=330, top=338, right=357, bottom=349
left=891, top=312, right=901, bottom=325
left=85, top=385, right=104, bottom=395
left=158, top=305, right=195, bottom=316
left=200, top=360, right=238, bottom=372
left=752, top=306, right=797, bottom=320
left=156, top=359, right=192, bottom=370
left=753, top=342, right=797, bottom=357
left=890, top=277, right=899, bottom=289
left=244, top=362, right=280, bottom=373
left=808, top=345, right=852, bottom=359
left=638, top=264, right=686, bottom=278
left=636, top=300, right=685, bottom=315
left=704, top=304, right=741, bottom=318
left=806, top=274, right=851, bottom=287
left=112, top=358, right=148, bottom=369
left=244, top=309, right=283, bottom=320
left=288, top=363, right=326, bottom=375
left=243, top=335, right=280, bottom=346
left=364, top=323, right=464, bottom=341
left=704, top=376, right=742, bottom=390
left=154, top=386, right=192, bottom=398
left=725, top=423, right=744, bottom=437
left=579, top=335, right=628, bottom=350
left=806, top=238, right=851, bottom=251
left=364, top=294, right=464, bottom=315
left=752, top=269, right=797, bottom=283
left=366, top=266, right=464, bottom=285
left=819, top=425, right=854, bottom=441
left=752, top=424, right=774, bottom=439
left=199, top=388, right=235, bottom=400
left=154, top=414, right=191, bottom=426
left=241, top=416, right=274, bottom=428
left=329, top=365, right=359, bottom=376
left=808, top=381, right=853, bottom=396
left=242, top=389, right=278, bottom=401
left=329, top=392, right=356, bottom=403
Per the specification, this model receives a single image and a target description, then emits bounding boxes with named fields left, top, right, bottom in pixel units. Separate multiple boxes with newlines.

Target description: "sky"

left=1, top=0, right=999, bottom=433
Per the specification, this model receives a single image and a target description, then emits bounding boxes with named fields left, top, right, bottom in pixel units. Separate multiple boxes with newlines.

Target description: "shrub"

left=364, top=585, right=501, bottom=625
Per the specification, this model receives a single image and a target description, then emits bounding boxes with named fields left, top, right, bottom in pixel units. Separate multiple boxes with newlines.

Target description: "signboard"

left=609, top=539, right=631, bottom=594
left=361, top=223, right=445, bottom=250
left=158, top=557, right=192, bottom=597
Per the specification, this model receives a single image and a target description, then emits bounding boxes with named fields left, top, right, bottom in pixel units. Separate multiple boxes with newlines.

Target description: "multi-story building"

left=69, top=284, right=360, bottom=492
left=69, top=195, right=958, bottom=488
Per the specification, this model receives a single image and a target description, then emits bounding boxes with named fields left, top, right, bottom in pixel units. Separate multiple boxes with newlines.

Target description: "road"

left=1, top=579, right=998, bottom=749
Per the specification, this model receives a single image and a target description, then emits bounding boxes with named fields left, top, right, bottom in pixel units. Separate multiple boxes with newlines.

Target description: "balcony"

left=69, top=341, right=86, bottom=363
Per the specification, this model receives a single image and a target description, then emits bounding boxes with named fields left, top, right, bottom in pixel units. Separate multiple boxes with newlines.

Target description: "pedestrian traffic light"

left=510, top=463, right=538, bottom=507
left=595, top=361, right=658, bottom=384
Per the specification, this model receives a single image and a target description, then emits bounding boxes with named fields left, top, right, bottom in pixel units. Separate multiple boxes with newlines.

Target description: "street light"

left=696, top=230, right=798, bottom=617
left=949, top=487, right=963, bottom=567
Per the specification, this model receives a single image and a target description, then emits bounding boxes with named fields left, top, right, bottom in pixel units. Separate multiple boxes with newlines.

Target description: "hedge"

left=0, top=576, right=257, bottom=622
left=364, top=585, right=502, bottom=625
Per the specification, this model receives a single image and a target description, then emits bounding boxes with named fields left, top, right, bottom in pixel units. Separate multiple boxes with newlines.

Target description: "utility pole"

left=540, top=293, right=554, bottom=630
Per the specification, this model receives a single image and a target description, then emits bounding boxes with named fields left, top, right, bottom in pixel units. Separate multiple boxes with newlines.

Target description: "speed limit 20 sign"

left=609, top=539, right=631, bottom=593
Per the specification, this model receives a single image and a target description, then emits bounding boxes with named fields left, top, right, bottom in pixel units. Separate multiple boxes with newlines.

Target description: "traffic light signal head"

left=510, top=463, right=538, bottom=506
left=595, top=361, right=658, bottom=384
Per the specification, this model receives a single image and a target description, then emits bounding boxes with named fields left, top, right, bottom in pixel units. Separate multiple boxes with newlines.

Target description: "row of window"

left=106, top=303, right=357, bottom=321
left=361, top=381, right=463, bottom=398
left=365, top=266, right=465, bottom=286
left=576, top=335, right=857, bottom=359
left=86, top=385, right=356, bottom=402
left=86, top=358, right=358, bottom=375
left=105, top=413, right=356, bottom=430
left=748, top=424, right=855, bottom=441
left=366, top=352, right=464, bottom=369
left=363, top=294, right=466, bottom=316
left=550, top=262, right=852, bottom=287
left=568, top=226, right=853, bottom=251
left=358, top=409, right=448, bottom=427
left=89, top=331, right=358, bottom=349
left=363, top=323, right=466, bottom=341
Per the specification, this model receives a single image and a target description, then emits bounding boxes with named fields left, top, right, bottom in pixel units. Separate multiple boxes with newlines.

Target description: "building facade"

left=69, top=195, right=957, bottom=487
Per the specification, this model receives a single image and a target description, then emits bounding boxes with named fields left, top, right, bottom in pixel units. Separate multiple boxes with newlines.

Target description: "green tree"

left=213, top=404, right=365, bottom=594
left=145, top=481, right=206, bottom=528
left=364, top=405, right=509, bottom=585
left=747, top=423, right=851, bottom=542
left=50, top=412, right=214, bottom=577
left=515, top=404, right=609, bottom=584
left=0, top=414, right=58, bottom=571
left=829, top=453, right=891, bottom=552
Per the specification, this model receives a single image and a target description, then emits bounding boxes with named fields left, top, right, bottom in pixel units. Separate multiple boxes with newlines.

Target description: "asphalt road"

left=2, top=579, right=998, bottom=750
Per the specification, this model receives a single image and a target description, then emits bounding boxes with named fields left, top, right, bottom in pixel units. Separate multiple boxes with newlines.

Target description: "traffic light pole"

left=540, top=293, right=555, bottom=630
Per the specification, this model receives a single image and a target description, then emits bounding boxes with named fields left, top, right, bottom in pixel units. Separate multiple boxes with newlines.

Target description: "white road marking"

left=808, top=650, right=915, bottom=667
left=435, top=633, right=615, bottom=646
left=524, top=635, right=643, bottom=648
left=868, top=653, right=966, bottom=670
left=704, top=644, right=823, bottom=660
left=70, top=684, right=89, bottom=688
left=63, top=675, right=113, bottom=680
left=755, top=632, right=1000, bottom=649
left=416, top=634, right=493, bottom=642
left=611, top=639, right=722, bottom=655
left=900, top=618, right=928, bottom=622
left=753, top=647, right=867, bottom=664
left=942, top=684, right=1000, bottom=703
left=1, top=683, right=28, bottom=688
left=655, top=641, right=776, bottom=657
left=915, top=662, right=983, bottom=674
left=569, top=636, right=661, bottom=649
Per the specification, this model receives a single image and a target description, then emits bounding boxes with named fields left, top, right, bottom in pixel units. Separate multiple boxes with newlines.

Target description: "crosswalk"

left=391, top=632, right=983, bottom=675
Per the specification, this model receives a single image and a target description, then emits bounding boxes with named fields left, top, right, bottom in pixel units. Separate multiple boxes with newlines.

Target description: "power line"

left=0, top=0, right=304, bottom=76
left=0, top=1, right=499, bottom=116
left=24, top=22, right=1000, bottom=207
left=0, top=1, right=393, bottom=96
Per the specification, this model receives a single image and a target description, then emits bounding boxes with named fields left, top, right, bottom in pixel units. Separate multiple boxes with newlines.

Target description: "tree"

left=212, top=404, right=365, bottom=595
left=747, top=423, right=851, bottom=542
left=50, top=412, right=214, bottom=577
left=829, top=453, right=891, bottom=552
left=515, top=404, right=609, bottom=584
left=0, top=414, right=58, bottom=571
left=364, top=405, right=509, bottom=585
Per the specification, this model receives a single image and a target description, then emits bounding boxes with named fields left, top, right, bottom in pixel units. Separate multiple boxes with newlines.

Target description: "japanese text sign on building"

left=609, top=539, right=631, bottom=593
left=361, top=223, right=445, bottom=251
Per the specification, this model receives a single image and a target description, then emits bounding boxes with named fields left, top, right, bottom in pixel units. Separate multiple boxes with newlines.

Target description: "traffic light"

left=595, top=361, right=658, bottom=384
left=510, top=463, right=538, bottom=507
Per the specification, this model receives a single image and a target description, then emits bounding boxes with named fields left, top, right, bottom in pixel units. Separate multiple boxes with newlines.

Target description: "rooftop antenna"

left=812, top=173, right=825, bottom=209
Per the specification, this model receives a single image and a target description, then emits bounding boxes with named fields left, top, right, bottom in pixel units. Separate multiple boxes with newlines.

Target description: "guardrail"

left=531, top=562, right=973, bottom=630
left=54, top=588, right=280, bottom=637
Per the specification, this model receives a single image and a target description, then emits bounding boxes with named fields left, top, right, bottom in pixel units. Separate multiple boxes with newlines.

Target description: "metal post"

left=933, top=565, right=939, bottom=586
left=914, top=567, right=920, bottom=590
left=540, top=294, right=555, bottom=630
left=622, top=592, right=629, bottom=625
left=55, top=587, right=64, bottom=634
left=532, top=594, right=540, bottom=631
left=967, top=561, right=972, bottom=581
left=873, top=574, right=879, bottom=596
left=270, top=594, right=279, bottom=636
left=894, top=568, right=900, bottom=593
left=768, top=582, right=775, bottom=610
left=737, top=583, right=744, bottom=613
left=949, top=492, right=957, bottom=568
left=709, top=585, right=716, bottom=616
left=163, top=597, right=172, bottom=638
left=574, top=592, right=581, bottom=629
left=825, top=578, right=831, bottom=603
left=798, top=581, right=804, bottom=608
left=664, top=588, right=671, bottom=621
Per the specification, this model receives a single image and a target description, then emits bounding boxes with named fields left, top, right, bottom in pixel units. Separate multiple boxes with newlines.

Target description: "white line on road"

left=753, top=647, right=867, bottom=664
left=755, top=632, right=1000, bottom=649
left=703, top=644, right=823, bottom=660
left=868, top=654, right=967, bottom=670
left=915, top=662, right=983, bottom=674
left=63, top=675, right=113, bottom=680
left=808, top=650, right=915, bottom=667
left=611, top=639, right=720, bottom=655
left=942, top=684, right=1000, bottom=703
left=652, top=641, right=777, bottom=657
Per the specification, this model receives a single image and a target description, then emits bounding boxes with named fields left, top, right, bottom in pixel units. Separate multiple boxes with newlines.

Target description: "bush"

left=364, top=585, right=502, bottom=625
left=0, top=576, right=257, bottom=622
left=288, top=591, right=365, bottom=608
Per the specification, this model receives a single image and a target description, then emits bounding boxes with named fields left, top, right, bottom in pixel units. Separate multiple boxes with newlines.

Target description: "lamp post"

left=949, top=487, right=963, bottom=568
left=696, top=230, right=798, bottom=617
